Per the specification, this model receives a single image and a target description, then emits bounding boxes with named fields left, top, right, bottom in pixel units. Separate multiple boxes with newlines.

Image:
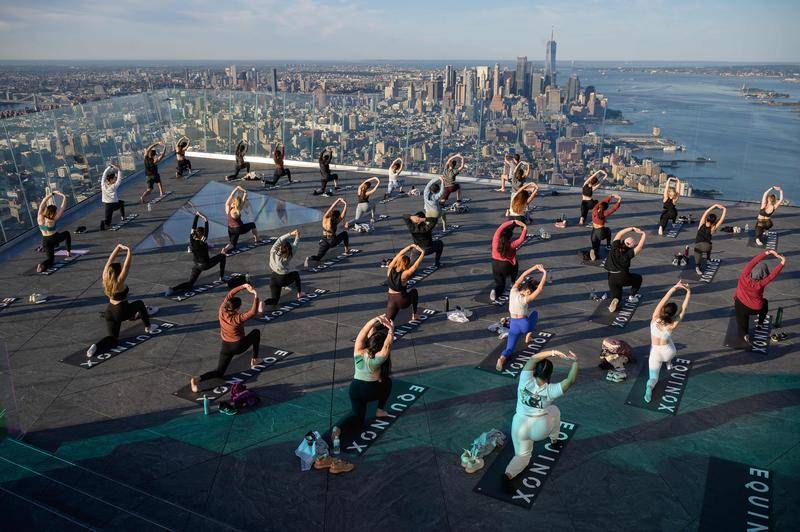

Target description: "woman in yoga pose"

left=226, top=140, right=250, bottom=181
left=490, top=219, right=528, bottom=302
left=754, top=185, right=783, bottom=247
left=349, top=176, right=380, bottom=230
left=507, top=182, right=538, bottom=222
left=36, top=191, right=70, bottom=272
left=404, top=212, right=444, bottom=268
left=385, top=244, right=425, bottom=321
left=604, top=227, right=646, bottom=313
left=496, top=264, right=547, bottom=372
left=175, top=136, right=192, bottom=178
left=305, top=198, right=349, bottom=265
left=140, top=141, right=167, bottom=203
left=263, top=229, right=305, bottom=310
left=387, top=157, right=405, bottom=197
left=440, top=152, right=465, bottom=204
left=496, top=153, right=521, bottom=192
left=86, top=244, right=153, bottom=357
left=733, top=250, right=785, bottom=345
left=190, top=284, right=262, bottom=392
left=330, top=315, right=394, bottom=455
left=589, top=193, right=622, bottom=261
left=164, top=211, right=227, bottom=296
left=223, top=186, right=259, bottom=254
left=509, top=160, right=531, bottom=194
left=264, top=143, right=292, bottom=186
left=315, top=147, right=339, bottom=195
left=657, top=176, right=681, bottom=236
left=694, top=204, right=727, bottom=276
left=100, top=165, right=125, bottom=231
left=424, top=175, right=446, bottom=230
left=503, top=349, right=578, bottom=491
left=644, top=281, right=691, bottom=403
left=578, top=170, right=606, bottom=226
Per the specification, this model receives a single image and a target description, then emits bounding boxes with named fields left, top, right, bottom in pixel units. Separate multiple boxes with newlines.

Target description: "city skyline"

left=0, top=0, right=799, bottom=62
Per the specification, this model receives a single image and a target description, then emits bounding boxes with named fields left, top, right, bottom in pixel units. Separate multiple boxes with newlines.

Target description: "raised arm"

left=53, top=191, right=67, bottom=218
left=156, top=141, right=167, bottom=162
left=698, top=205, right=714, bottom=228
left=632, top=227, right=646, bottom=255
left=527, top=265, right=547, bottom=301
left=355, top=316, right=393, bottom=354
left=613, top=226, right=636, bottom=242
left=510, top=220, right=528, bottom=248
left=521, top=162, right=532, bottom=178
left=37, top=193, right=54, bottom=217
left=652, top=283, right=680, bottom=322
left=760, top=187, right=773, bottom=209
left=520, top=349, right=579, bottom=392
left=592, top=170, right=607, bottom=190
left=672, top=178, right=681, bottom=204
left=392, top=157, right=404, bottom=173
left=513, top=263, right=544, bottom=290
left=366, top=176, right=381, bottom=195
left=118, top=245, right=133, bottom=284
left=605, top=194, right=622, bottom=216
left=560, top=358, right=579, bottom=393
left=388, top=244, right=416, bottom=273
left=144, top=141, right=159, bottom=155
left=401, top=245, right=425, bottom=281
left=711, top=204, right=726, bottom=232
left=225, top=187, right=239, bottom=211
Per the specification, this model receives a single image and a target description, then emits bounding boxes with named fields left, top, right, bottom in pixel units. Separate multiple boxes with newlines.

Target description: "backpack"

left=229, top=382, right=261, bottom=409
left=599, top=338, right=634, bottom=370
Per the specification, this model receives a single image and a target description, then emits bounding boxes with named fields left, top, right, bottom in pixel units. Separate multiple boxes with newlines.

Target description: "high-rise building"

left=464, top=68, right=475, bottom=107
left=492, top=63, right=501, bottom=98
left=476, top=66, right=489, bottom=98
left=271, top=68, right=278, bottom=93
left=530, top=72, right=544, bottom=96
left=515, top=56, right=529, bottom=98
left=444, top=65, right=455, bottom=92
left=545, top=28, right=557, bottom=87
left=567, top=74, right=580, bottom=102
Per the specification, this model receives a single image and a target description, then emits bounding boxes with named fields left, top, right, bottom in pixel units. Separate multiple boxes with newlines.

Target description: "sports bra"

left=39, top=220, right=55, bottom=233
left=695, top=225, right=712, bottom=243
left=582, top=183, right=593, bottom=197
left=227, top=210, right=242, bottom=228
left=358, top=190, right=369, bottom=203
left=509, top=288, right=529, bottom=316
left=111, top=285, right=130, bottom=301
left=387, top=268, right=406, bottom=293
left=758, top=206, right=773, bottom=218
left=650, top=320, right=673, bottom=341
left=663, top=198, right=675, bottom=209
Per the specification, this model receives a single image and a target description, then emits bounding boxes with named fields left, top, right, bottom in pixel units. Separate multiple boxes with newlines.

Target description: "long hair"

left=366, top=325, right=389, bottom=356
left=706, top=213, right=717, bottom=225
left=768, top=194, right=777, bottom=205
left=43, top=205, right=57, bottom=220
left=103, top=262, right=122, bottom=298
left=597, top=201, right=609, bottom=221
left=191, top=226, right=206, bottom=241
left=358, top=181, right=370, bottom=197
left=496, top=225, right=514, bottom=257
left=223, top=297, right=242, bottom=313
left=514, top=165, right=525, bottom=181
left=511, top=190, right=530, bottom=214
left=658, top=302, right=678, bottom=325
left=393, top=255, right=411, bottom=272
left=276, top=240, right=293, bottom=261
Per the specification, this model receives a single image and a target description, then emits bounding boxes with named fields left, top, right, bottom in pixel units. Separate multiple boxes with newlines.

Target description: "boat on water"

left=663, top=146, right=678, bottom=152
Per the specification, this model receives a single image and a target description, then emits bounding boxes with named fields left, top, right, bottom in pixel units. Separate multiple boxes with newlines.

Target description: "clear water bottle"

left=333, top=437, right=341, bottom=455
left=202, top=395, right=209, bottom=415
left=147, top=202, right=152, bottom=212
left=539, top=227, right=545, bottom=238
left=745, top=223, right=750, bottom=232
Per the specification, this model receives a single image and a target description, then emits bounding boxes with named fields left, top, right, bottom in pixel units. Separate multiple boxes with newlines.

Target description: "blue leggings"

left=501, top=310, right=539, bottom=358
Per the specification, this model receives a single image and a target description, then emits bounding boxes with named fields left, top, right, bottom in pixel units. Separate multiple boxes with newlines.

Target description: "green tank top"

left=353, top=352, right=385, bottom=382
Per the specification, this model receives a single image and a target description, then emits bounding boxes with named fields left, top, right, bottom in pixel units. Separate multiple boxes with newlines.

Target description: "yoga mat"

left=589, top=296, right=641, bottom=328
left=475, top=331, right=557, bottom=379
left=61, top=320, right=179, bottom=369
left=698, top=457, right=773, bottom=532
left=624, top=356, right=692, bottom=415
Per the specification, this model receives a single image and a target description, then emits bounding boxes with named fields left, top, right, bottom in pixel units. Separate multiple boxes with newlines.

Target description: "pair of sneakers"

left=460, top=449, right=484, bottom=474
left=314, top=454, right=354, bottom=474
left=608, top=294, right=639, bottom=313
left=606, top=369, right=627, bottom=383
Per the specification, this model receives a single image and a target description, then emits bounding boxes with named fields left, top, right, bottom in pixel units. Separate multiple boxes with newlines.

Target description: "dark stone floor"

left=0, top=158, right=798, bottom=531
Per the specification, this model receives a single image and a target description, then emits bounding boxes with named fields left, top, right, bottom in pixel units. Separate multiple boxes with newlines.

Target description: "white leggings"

left=388, top=178, right=404, bottom=195
left=647, top=342, right=677, bottom=391
left=505, top=407, right=561, bottom=478
left=350, top=201, right=375, bottom=225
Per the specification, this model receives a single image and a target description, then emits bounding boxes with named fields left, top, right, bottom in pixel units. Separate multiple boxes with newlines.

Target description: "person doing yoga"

left=733, top=250, right=785, bottom=345
left=86, top=244, right=153, bottom=357
left=496, top=153, right=521, bottom=192
left=330, top=315, right=394, bottom=452
left=440, top=153, right=465, bottom=204
left=507, top=182, right=538, bottom=221
left=262, top=229, right=305, bottom=310
left=694, top=204, right=726, bottom=276
left=604, top=227, right=646, bottom=313
left=36, top=191, right=70, bottom=272
left=140, top=141, right=167, bottom=203
left=305, top=198, right=350, bottom=266
left=226, top=140, right=250, bottom=181
left=503, top=349, right=578, bottom=492
left=348, top=177, right=380, bottom=229
left=190, top=284, right=262, bottom=392
left=754, top=185, right=783, bottom=247
left=578, top=170, right=607, bottom=226
left=403, top=212, right=444, bottom=268
left=509, top=160, right=532, bottom=194
left=589, top=193, right=622, bottom=261
left=385, top=244, right=425, bottom=321
left=222, top=186, right=259, bottom=254
left=424, top=175, right=447, bottom=230
left=657, top=176, right=681, bottom=236
left=164, top=212, right=227, bottom=296
left=100, top=165, right=125, bottom=231
left=264, top=143, right=292, bottom=186
left=387, top=157, right=405, bottom=197
left=496, top=264, right=547, bottom=372
left=490, top=219, right=528, bottom=302
left=644, top=281, right=691, bottom=403
left=314, top=147, right=339, bottom=195
left=175, top=136, right=192, bottom=178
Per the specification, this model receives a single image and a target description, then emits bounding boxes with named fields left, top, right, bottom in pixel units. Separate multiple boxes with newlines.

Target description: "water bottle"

left=745, top=223, right=749, bottom=233
left=444, top=296, right=450, bottom=313
left=683, top=245, right=689, bottom=257
left=333, top=437, right=341, bottom=455
left=147, top=202, right=152, bottom=212
left=539, top=227, right=545, bottom=238
left=202, top=395, right=209, bottom=415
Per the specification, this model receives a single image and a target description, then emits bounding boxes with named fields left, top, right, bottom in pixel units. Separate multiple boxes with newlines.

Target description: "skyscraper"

left=515, top=56, right=529, bottom=98
left=476, top=66, right=489, bottom=98
left=545, top=28, right=557, bottom=87
left=445, top=65, right=455, bottom=92
left=567, top=74, right=580, bottom=102
left=492, top=63, right=501, bottom=97
left=271, top=68, right=278, bottom=94
left=531, top=72, right=544, bottom=96
left=464, top=68, right=475, bottom=107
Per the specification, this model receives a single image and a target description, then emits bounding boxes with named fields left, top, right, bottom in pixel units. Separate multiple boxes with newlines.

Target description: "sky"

left=0, top=0, right=798, bottom=63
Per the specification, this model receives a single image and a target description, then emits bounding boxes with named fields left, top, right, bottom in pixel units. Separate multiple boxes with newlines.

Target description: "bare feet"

left=296, top=292, right=307, bottom=299
left=524, top=332, right=534, bottom=344
left=411, top=313, right=420, bottom=322
left=258, top=300, right=265, bottom=315
left=250, top=358, right=262, bottom=368
left=344, top=247, right=351, bottom=254
left=496, top=356, right=507, bottom=372
left=375, top=408, right=389, bottom=418
left=190, top=377, right=199, bottom=393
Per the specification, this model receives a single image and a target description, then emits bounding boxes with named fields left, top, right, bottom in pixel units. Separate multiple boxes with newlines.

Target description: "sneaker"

left=489, top=289, right=496, bottom=302
left=589, top=249, right=597, bottom=261
left=164, top=288, right=174, bottom=297
left=314, top=455, right=354, bottom=474
left=608, top=298, right=619, bottom=313
left=464, top=456, right=484, bottom=474
left=86, top=343, right=97, bottom=358
left=627, top=294, right=640, bottom=303
left=755, top=238, right=763, bottom=246
left=695, top=267, right=703, bottom=276
left=321, top=192, right=331, bottom=198
left=658, top=226, right=663, bottom=236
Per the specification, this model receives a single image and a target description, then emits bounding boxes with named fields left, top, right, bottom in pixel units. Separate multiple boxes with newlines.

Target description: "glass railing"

left=2, top=87, right=797, bottom=247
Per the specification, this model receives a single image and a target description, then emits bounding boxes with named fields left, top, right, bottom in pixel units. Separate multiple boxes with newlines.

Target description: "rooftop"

left=0, top=157, right=798, bottom=531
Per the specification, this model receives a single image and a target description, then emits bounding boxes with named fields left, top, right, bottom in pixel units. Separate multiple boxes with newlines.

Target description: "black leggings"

left=265, top=167, right=291, bottom=185
left=335, top=378, right=393, bottom=435
left=659, top=205, right=678, bottom=230
left=580, top=199, right=597, bottom=222
left=199, top=330, right=261, bottom=382
left=424, top=240, right=444, bottom=267
left=177, top=158, right=192, bottom=175
left=227, top=222, right=257, bottom=248
left=39, top=231, right=71, bottom=270
left=755, top=219, right=773, bottom=241
left=310, top=232, right=349, bottom=261
left=694, top=241, right=712, bottom=269
left=171, top=254, right=227, bottom=292
left=734, top=297, right=768, bottom=339
left=95, top=300, right=150, bottom=352
left=319, top=172, right=338, bottom=192
left=492, top=259, right=518, bottom=296
left=590, top=226, right=611, bottom=255
left=227, top=162, right=250, bottom=180
left=103, top=201, right=125, bottom=226
left=386, top=289, right=419, bottom=321
left=266, top=271, right=302, bottom=305
left=607, top=271, right=642, bottom=302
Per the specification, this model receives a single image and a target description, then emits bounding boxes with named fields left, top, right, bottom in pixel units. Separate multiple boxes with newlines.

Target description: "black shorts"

left=146, top=174, right=161, bottom=189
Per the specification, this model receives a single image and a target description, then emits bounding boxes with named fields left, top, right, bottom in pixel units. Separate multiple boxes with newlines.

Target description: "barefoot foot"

left=190, top=377, right=200, bottom=393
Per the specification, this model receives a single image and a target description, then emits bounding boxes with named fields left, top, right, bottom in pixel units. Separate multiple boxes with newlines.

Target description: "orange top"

left=218, top=286, right=258, bottom=342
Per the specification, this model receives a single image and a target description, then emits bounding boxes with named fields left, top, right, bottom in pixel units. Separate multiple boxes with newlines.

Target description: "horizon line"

left=0, top=58, right=798, bottom=65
